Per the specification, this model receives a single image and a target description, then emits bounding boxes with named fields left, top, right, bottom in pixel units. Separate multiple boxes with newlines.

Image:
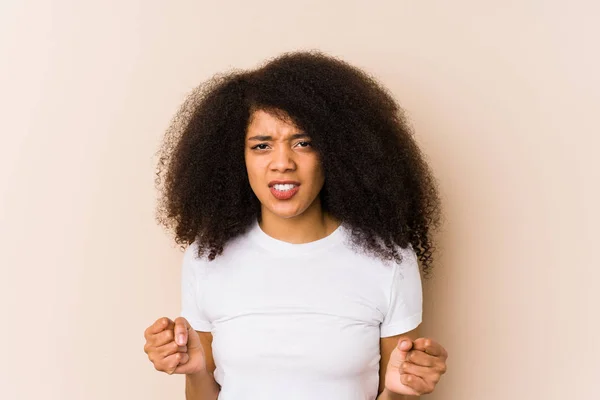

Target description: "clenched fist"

left=385, top=337, right=448, bottom=396
left=143, top=316, right=206, bottom=375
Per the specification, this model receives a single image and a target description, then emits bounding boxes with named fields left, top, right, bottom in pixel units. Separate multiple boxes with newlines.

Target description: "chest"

left=201, top=256, right=388, bottom=377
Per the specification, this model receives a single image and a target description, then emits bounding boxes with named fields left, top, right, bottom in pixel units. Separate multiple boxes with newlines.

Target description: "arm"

left=185, top=331, right=220, bottom=400
left=179, top=242, right=219, bottom=398
left=377, top=328, right=420, bottom=400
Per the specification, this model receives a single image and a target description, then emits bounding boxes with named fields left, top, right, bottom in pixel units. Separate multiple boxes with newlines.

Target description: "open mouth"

left=269, top=184, right=300, bottom=200
left=272, top=183, right=298, bottom=191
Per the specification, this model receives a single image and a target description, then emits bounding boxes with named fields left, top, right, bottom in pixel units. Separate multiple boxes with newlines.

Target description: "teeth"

left=273, top=184, right=297, bottom=191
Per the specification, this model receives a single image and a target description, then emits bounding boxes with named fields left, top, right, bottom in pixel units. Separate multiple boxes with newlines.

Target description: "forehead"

left=245, top=109, right=300, bottom=137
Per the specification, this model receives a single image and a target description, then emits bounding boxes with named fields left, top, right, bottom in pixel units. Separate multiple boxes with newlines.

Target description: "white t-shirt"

left=180, top=218, right=422, bottom=400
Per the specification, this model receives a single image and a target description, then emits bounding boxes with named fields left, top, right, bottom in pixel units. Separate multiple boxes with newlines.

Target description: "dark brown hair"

left=155, top=51, right=442, bottom=277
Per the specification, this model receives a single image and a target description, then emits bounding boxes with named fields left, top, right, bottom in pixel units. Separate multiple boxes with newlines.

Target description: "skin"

left=244, top=108, right=340, bottom=243
left=143, top=110, right=448, bottom=399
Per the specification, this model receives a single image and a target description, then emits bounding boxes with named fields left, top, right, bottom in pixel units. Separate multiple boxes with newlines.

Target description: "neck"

left=258, top=202, right=340, bottom=244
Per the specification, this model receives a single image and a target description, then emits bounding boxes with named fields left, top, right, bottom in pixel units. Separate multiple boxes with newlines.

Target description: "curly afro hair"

left=155, top=51, right=442, bottom=277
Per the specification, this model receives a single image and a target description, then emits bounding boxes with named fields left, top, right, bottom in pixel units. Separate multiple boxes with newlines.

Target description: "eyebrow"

left=247, top=133, right=310, bottom=141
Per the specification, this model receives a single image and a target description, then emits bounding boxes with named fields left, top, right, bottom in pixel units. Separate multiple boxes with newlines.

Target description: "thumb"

left=174, top=317, right=191, bottom=346
left=396, top=339, right=413, bottom=362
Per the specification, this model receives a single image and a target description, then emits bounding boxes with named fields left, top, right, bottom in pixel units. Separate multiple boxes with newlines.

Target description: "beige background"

left=1, top=0, right=598, bottom=399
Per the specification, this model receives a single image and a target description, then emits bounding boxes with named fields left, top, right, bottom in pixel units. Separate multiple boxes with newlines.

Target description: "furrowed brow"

left=247, top=135, right=272, bottom=141
left=247, top=133, right=310, bottom=141
left=289, top=133, right=310, bottom=140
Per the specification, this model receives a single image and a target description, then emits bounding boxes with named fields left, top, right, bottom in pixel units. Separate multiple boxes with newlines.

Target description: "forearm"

left=377, top=389, right=419, bottom=400
left=185, top=370, right=220, bottom=400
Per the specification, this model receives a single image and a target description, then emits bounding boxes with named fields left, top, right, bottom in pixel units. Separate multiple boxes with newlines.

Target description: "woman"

left=143, top=51, right=448, bottom=399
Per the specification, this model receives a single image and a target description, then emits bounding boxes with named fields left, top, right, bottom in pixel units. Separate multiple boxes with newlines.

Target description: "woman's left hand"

left=384, top=337, right=448, bottom=396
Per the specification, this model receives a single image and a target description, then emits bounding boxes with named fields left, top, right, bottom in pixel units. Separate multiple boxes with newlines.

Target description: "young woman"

left=143, top=51, right=448, bottom=399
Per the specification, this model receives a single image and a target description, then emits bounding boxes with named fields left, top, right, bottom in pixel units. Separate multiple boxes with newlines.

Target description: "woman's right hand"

left=143, top=316, right=206, bottom=375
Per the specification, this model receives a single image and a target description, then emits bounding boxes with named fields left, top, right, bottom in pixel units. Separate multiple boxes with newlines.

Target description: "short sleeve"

left=180, top=241, right=213, bottom=332
left=380, top=245, right=423, bottom=337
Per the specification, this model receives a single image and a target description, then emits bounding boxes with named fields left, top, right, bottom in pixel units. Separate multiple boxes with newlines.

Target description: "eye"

left=251, top=144, right=269, bottom=150
left=296, top=141, right=312, bottom=148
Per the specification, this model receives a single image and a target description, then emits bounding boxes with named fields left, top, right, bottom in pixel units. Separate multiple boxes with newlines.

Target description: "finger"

left=406, top=348, right=447, bottom=372
left=163, top=352, right=184, bottom=375
left=152, top=328, right=176, bottom=347
left=157, top=341, right=187, bottom=358
left=400, top=361, right=443, bottom=383
left=395, top=339, right=414, bottom=362
left=172, top=352, right=197, bottom=374
left=406, top=349, right=437, bottom=367
left=173, top=352, right=191, bottom=369
left=413, top=338, right=445, bottom=358
left=144, top=317, right=174, bottom=338
left=400, top=373, right=434, bottom=395
left=174, top=317, right=190, bottom=346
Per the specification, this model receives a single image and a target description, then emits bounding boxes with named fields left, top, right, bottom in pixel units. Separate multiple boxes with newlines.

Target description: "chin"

left=265, top=203, right=308, bottom=219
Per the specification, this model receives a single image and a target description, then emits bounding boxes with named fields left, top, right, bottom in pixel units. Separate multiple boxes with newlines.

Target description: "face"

left=244, top=109, right=325, bottom=221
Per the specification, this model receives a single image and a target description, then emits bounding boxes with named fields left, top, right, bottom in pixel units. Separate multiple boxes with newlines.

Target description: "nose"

left=270, top=145, right=296, bottom=172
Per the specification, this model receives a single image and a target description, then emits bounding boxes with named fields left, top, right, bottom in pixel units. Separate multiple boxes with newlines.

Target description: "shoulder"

left=395, top=243, right=420, bottom=277
left=340, top=228, right=418, bottom=273
left=181, top=241, right=205, bottom=280
left=346, top=239, right=421, bottom=294
left=182, top=230, right=255, bottom=273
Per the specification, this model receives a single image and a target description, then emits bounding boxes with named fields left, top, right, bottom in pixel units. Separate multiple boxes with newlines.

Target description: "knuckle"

left=145, top=340, right=156, bottom=352
left=408, top=351, right=420, bottom=363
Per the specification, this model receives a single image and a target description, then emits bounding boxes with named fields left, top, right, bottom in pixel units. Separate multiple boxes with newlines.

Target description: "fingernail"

left=177, top=334, right=185, bottom=345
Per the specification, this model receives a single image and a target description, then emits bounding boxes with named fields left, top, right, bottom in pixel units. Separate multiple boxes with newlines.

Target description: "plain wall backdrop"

left=1, top=1, right=598, bottom=399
